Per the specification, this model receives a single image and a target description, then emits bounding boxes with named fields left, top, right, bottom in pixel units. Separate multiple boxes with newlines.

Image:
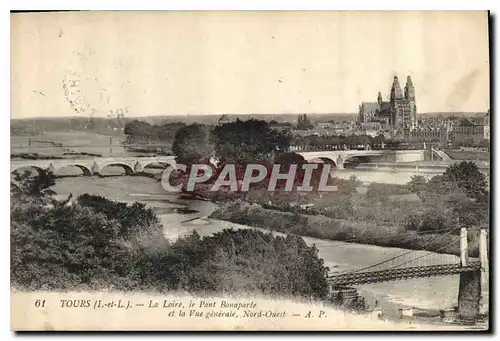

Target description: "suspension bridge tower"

left=457, top=228, right=489, bottom=321
left=327, top=227, right=489, bottom=323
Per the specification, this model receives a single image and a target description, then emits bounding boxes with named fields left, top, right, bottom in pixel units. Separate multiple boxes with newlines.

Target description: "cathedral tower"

left=404, top=76, right=417, bottom=129
left=390, top=76, right=404, bottom=126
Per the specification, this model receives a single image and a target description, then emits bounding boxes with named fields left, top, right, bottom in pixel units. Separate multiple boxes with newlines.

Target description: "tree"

left=417, top=207, right=450, bottom=233
left=407, top=175, right=428, bottom=196
left=155, top=122, right=186, bottom=142
left=172, top=124, right=214, bottom=164
left=445, top=190, right=487, bottom=228
left=385, top=139, right=402, bottom=149
left=356, top=134, right=373, bottom=147
left=345, top=134, right=359, bottom=146
left=372, top=134, right=386, bottom=146
left=12, top=192, right=332, bottom=299
left=124, top=120, right=153, bottom=143
left=77, top=194, right=163, bottom=241
left=11, top=166, right=334, bottom=299
left=274, top=152, right=306, bottom=165
left=211, top=119, right=291, bottom=165
left=11, top=193, right=166, bottom=291
left=406, top=161, right=489, bottom=232
left=441, top=161, right=488, bottom=202
left=125, top=120, right=186, bottom=144
left=478, top=140, right=490, bottom=149
left=156, top=229, right=330, bottom=299
left=11, top=169, right=56, bottom=202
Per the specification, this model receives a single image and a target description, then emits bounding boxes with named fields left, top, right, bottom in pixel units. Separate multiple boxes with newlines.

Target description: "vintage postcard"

left=10, top=10, right=490, bottom=331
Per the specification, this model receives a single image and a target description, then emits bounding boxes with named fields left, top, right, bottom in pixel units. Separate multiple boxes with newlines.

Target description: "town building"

left=404, top=127, right=449, bottom=144
left=451, top=111, right=490, bottom=145
left=483, top=110, right=490, bottom=140
left=316, top=122, right=336, bottom=129
left=359, top=75, right=417, bottom=129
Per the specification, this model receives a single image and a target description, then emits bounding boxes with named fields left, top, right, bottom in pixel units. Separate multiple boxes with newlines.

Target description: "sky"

left=11, top=11, right=490, bottom=119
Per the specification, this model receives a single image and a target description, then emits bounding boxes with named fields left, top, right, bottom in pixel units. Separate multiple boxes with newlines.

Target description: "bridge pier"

left=134, top=161, right=144, bottom=173
left=91, top=162, right=100, bottom=176
left=457, top=228, right=489, bottom=320
left=457, top=270, right=481, bottom=320
left=460, top=228, right=469, bottom=267
left=478, top=229, right=489, bottom=316
left=71, top=165, right=92, bottom=177
left=335, top=156, right=344, bottom=169
left=46, top=163, right=54, bottom=172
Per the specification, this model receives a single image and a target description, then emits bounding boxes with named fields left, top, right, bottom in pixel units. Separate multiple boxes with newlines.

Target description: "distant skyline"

left=11, top=11, right=490, bottom=119
left=10, top=111, right=489, bottom=121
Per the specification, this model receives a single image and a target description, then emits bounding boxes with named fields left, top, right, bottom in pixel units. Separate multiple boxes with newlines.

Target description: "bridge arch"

left=306, top=157, right=338, bottom=168
left=98, top=163, right=134, bottom=176
left=141, top=161, right=173, bottom=170
left=135, top=161, right=173, bottom=175
left=54, top=164, right=92, bottom=177
left=341, top=154, right=373, bottom=167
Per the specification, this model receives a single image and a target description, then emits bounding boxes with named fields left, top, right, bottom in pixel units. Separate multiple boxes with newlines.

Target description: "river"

left=335, top=162, right=489, bottom=185
left=49, top=163, right=470, bottom=317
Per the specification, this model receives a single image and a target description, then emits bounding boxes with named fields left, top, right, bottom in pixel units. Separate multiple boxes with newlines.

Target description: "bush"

left=11, top=194, right=331, bottom=300
left=366, top=182, right=411, bottom=202
left=11, top=202, right=149, bottom=291
left=154, top=229, right=330, bottom=300
left=76, top=194, right=163, bottom=241
left=417, top=209, right=450, bottom=233
left=210, top=202, right=477, bottom=257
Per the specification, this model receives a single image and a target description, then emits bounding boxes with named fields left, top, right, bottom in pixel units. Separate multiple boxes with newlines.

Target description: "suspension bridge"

left=326, top=228, right=489, bottom=319
left=327, top=231, right=479, bottom=286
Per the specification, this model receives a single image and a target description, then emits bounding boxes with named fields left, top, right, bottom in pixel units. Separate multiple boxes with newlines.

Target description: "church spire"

left=406, top=75, right=413, bottom=87
left=377, top=91, right=382, bottom=105
left=390, top=76, right=403, bottom=101
left=405, top=75, right=415, bottom=100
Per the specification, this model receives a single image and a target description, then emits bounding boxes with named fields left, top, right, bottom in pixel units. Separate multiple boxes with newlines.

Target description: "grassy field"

left=444, top=149, right=490, bottom=161
left=51, top=173, right=166, bottom=201
left=210, top=202, right=479, bottom=257
left=11, top=131, right=127, bottom=157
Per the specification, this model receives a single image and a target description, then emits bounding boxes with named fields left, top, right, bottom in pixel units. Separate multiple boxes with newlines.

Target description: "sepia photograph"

left=9, top=10, right=490, bottom=331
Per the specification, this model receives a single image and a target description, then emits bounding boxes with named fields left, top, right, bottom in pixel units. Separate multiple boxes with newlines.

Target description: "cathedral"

left=358, top=75, right=417, bottom=129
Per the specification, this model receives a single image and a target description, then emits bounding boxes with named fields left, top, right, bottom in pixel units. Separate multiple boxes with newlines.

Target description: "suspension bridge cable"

left=383, top=238, right=462, bottom=271
left=340, top=228, right=458, bottom=274
left=282, top=230, right=457, bottom=252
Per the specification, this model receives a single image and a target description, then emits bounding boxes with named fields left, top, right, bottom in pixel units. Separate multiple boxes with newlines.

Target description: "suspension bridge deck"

left=328, top=261, right=481, bottom=286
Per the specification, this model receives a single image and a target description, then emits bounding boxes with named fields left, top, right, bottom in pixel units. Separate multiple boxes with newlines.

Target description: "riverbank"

left=50, top=174, right=480, bottom=257
left=48, top=175, right=480, bottom=317
left=209, top=201, right=478, bottom=257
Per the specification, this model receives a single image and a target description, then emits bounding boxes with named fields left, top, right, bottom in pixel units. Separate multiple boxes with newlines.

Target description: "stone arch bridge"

left=10, top=150, right=425, bottom=175
left=297, top=149, right=425, bottom=169
left=10, top=156, right=177, bottom=176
